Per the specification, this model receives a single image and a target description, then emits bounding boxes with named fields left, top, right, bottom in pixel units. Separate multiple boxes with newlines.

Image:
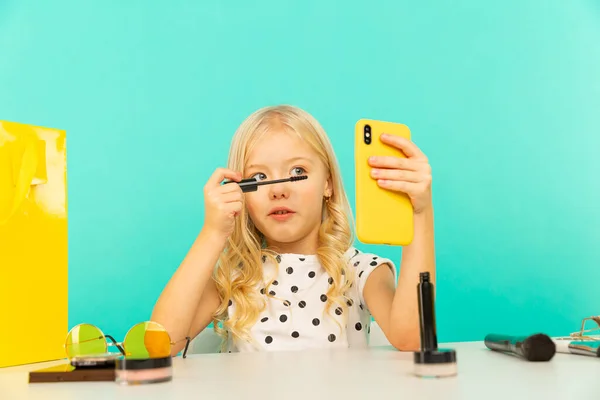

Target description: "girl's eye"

left=290, top=167, right=306, bottom=176
left=251, top=172, right=267, bottom=181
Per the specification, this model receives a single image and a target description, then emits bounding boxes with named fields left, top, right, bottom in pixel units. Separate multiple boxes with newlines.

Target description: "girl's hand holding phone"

left=368, top=134, right=433, bottom=215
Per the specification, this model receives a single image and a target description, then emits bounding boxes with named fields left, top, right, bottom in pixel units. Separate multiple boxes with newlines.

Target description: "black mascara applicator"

left=413, top=272, right=458, bottom=378
left=223, top=175, right=307, bottom=193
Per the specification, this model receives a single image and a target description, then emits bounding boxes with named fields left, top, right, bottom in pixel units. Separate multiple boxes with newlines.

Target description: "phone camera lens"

left=365, top=124, right=371, bottom=133
left=364, top=125, right=372, bottom=144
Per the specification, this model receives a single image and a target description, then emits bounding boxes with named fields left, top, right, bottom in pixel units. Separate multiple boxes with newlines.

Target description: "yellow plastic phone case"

left=354, top=119, right=414, bottom=246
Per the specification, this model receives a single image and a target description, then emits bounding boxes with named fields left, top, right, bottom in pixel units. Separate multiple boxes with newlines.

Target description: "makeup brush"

left=223, top=175, right=307, bottom=193
left=484, top=333, right=556, bottom=361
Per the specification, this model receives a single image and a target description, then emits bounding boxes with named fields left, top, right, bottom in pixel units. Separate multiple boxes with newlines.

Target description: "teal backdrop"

left=1, top=1, right=599, bottom=343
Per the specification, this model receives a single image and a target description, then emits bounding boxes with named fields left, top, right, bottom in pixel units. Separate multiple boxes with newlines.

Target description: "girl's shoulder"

left=343, top=246, right=396, bottom=270
left=344, top=246, right=398, bottom=304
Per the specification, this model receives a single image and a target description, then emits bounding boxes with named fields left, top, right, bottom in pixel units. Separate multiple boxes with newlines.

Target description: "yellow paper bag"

left=0, top=121, right=68, bottom=368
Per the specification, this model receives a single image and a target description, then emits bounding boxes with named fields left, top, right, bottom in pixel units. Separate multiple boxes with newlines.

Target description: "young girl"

left=151, top=105, right=435, bottom=354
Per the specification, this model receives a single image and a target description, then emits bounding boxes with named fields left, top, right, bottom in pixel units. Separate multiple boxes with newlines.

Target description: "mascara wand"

left=223, top=175, right=307, bottom=193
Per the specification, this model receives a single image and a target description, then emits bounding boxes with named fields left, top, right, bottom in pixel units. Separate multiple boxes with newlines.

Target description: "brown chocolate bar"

left=29, top=363, right=115, bottom=383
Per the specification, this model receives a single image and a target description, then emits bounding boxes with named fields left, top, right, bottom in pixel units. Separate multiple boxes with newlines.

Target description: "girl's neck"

left=265, top=232, right=319, bottom=255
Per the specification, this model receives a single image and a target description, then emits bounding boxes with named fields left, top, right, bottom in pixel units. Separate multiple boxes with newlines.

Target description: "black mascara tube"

left=418, top=272, right=438, bottom=350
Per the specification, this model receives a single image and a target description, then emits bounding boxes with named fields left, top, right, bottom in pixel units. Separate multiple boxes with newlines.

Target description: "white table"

left=1, top=342, right=598, bottom=400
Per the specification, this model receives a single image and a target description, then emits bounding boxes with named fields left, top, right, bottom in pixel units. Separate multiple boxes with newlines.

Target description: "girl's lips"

left=269, top=210, right=295, bottom=222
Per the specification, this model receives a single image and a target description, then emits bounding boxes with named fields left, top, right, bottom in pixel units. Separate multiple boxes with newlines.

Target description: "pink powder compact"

left=115, top=356, right=173, bottom=385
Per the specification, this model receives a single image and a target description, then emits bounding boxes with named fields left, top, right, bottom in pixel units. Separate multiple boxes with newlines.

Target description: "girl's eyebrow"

left=246, top=156, right=313, bottom=170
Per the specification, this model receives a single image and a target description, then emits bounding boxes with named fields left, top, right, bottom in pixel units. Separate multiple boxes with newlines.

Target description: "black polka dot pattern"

left=232, top=247, right=394, bottom=352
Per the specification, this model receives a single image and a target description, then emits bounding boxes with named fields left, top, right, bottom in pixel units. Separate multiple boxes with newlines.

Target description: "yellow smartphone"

left=354, top=119, right=414, bottom=246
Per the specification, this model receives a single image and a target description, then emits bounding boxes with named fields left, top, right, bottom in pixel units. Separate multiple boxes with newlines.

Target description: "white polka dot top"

left=225, top=247, right=396, bottom=352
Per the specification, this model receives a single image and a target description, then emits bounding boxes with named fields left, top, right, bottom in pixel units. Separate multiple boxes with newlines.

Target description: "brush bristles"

left=290, top=175, right=308, bottom=182
left=523, top=334, right=556, bottom=361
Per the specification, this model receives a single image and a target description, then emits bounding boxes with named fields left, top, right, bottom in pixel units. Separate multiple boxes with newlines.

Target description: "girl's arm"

left=151, top=229, right=226, bottom=356
left=363, top=132, right=435, bottom=351
left=363, top=206, right=435, bottom=351
left=152, top=167, right=243, bottom=356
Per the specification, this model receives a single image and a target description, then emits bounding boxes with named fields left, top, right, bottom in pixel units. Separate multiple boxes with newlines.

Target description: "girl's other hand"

left=202, top=168, right=244, bottom=240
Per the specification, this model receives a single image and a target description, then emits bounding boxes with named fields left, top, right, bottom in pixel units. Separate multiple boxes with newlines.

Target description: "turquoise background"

left=1, top=1, right=599, bottom=343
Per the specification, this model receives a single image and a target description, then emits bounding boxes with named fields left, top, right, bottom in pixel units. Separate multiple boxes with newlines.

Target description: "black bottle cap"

left=413, top=348, right=457, bottom=364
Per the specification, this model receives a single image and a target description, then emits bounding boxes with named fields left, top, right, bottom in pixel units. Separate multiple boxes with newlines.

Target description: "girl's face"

left=244, top=128, right=331, bottom=255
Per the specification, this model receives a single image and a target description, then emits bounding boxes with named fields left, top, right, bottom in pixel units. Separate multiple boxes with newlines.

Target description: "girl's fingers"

left=379, top=134, right=427, bottom=159
left=225, top=201, right=243, bottom=217
left=376, top=179, right=421, bottom=194
left=220, top=190, right=244, bottom=204
left=368, top=156, right=425, bottom=171
left=205, top=168, right=242, bottom=190
left=218, top=181, right=245, bottom=195
left=371, top=168, right=424, bottom=183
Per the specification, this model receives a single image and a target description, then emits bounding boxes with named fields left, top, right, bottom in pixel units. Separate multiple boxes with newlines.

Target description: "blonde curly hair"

left=211, top=105, right=355, bottom=350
